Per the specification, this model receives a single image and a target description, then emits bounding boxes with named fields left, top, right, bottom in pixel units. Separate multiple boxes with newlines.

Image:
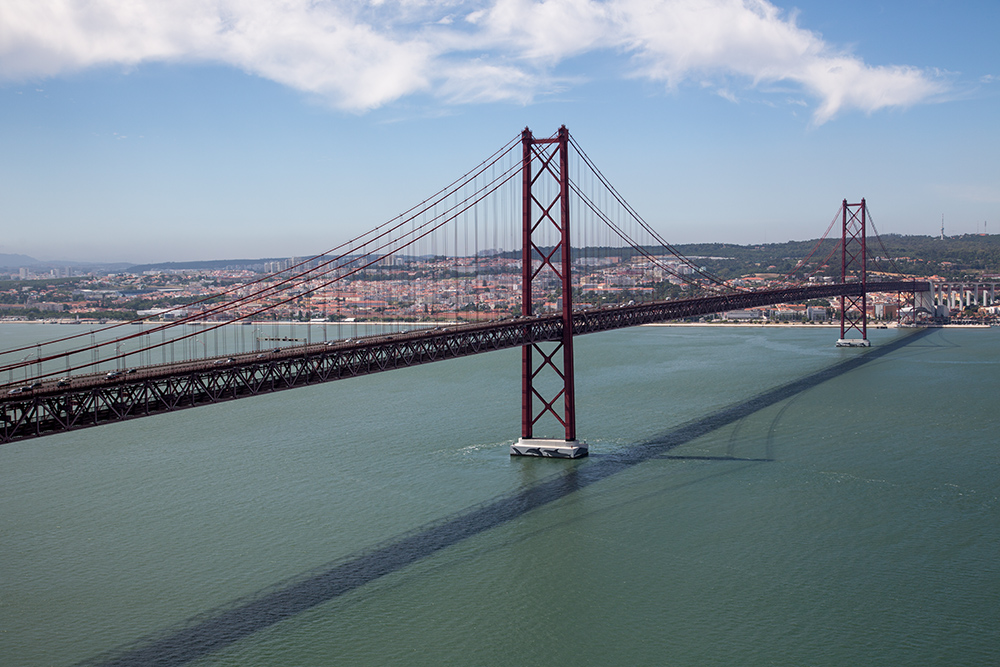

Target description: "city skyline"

left=2, top=0, right=997, bottom=263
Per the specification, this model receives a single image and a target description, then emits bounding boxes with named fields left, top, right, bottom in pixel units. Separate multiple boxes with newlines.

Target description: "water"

left=0, top=321, right=416, bottom=384
left=1, top=324, right=997, bottom=666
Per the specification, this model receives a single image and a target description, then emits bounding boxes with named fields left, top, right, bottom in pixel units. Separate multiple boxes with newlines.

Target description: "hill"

left=0, top=253, right=41, bottom=269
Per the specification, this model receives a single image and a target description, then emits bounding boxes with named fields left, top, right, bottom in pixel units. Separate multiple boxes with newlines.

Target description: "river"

left=1, top=323, right=997, bottom=666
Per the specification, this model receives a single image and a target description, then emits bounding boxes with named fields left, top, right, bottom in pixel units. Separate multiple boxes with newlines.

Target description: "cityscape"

left=4, top=242, right=999, bottom=326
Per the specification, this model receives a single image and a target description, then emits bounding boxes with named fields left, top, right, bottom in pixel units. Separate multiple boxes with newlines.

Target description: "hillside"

left=671, top=234, right=1000, bottom=280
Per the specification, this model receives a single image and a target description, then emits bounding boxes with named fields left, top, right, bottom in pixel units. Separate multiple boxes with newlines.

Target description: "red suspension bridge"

left=0, top=126, right=927, bottom=449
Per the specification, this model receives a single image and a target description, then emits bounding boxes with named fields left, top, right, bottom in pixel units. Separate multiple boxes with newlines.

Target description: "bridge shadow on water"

left=81, top=328, right=932, bottom=667
left=654, top=454, right=773, bottom=462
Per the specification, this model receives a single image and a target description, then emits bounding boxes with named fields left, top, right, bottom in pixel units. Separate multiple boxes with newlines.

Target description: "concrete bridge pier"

left=915, top=290, right=935, bottom=316
left=932, top=281, right=997, bottom=313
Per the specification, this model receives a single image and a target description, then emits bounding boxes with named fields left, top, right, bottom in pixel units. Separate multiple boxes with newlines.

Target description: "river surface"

left=1, top=324, right=997, bottom=666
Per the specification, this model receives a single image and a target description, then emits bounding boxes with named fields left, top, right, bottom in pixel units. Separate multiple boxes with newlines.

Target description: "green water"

left=1, top=325, right=997, bottom=666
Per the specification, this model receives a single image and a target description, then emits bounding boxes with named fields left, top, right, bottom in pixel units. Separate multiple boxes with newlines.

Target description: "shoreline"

left=643, top=322, right=993, bottom=329
left=1, top=319, right=992, bottom=330
left=0, top=319, right=454, bottom=327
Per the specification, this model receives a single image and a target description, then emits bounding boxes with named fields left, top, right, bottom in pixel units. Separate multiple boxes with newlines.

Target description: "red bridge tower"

left=836, top=198, right=871, bottom=347
left=510, top=126, right=587, bottom=458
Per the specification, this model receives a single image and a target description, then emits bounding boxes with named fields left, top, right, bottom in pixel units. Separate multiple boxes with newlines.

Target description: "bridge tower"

left=511, top=126, right=587, bottom=458
left=836, top=198, right=871, bottom=347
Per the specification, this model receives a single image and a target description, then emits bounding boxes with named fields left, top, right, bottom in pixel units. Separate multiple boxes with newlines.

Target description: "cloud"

left=0, top=0, right=946, bottom=121
left=0, top=0, right=435, bottom=109
left=464, top=0, right=612, bottom=62
left=614, top=0, right=945, bottom=123
left=436, top=59, right=543, bottom=104
left=716, top=88, right=738, bottom=103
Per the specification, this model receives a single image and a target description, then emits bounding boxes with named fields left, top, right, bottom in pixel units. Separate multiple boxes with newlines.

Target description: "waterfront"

left=1, top=324, right=997, bottom=665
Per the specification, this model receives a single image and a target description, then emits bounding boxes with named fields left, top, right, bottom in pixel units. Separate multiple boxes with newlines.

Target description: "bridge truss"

left=0, top=280, right=927, bottom=445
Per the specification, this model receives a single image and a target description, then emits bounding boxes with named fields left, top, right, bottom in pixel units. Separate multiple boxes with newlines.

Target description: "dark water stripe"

left=82, top=328, right=931, bottom=667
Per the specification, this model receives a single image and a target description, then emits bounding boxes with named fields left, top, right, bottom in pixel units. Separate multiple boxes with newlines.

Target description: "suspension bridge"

left=1, top=126, right=928, bottom=450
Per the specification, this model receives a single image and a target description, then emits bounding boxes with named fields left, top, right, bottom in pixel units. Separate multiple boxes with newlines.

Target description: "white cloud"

left=716, top=88, right=738, bottom=103
left=464, top=0, right=612, bottom=62
left=615, top=0, right=944, bottom=123
left=0, top=0, right=946, bottom=120
left=437, top=59, right=542, bottom=104
left=0, top=0, right=435, bottom=109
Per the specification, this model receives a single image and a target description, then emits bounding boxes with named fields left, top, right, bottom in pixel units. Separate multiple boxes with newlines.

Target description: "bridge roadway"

left=1, top=280, right=926, bottom=443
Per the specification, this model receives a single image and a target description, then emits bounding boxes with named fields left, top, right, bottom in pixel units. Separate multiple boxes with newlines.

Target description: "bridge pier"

left=914, top=290, right=935, bottom=319
left=936, top=281, right=997, bottom=313
left=511, top=438, right=588, bottom=458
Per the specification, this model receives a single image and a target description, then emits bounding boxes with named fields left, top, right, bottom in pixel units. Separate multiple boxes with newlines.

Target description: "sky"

left=1, top=0, right=997, bottom=264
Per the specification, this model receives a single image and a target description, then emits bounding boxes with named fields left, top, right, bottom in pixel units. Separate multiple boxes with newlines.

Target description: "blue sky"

left=1, top=0, right=997, bottom=263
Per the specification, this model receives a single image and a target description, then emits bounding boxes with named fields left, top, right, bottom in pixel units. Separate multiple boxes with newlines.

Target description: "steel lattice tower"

left=511, top=126, right=587, bottom=458
left=838, top=198, right=870, bottom=347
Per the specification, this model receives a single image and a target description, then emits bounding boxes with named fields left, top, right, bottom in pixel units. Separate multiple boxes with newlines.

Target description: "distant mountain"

left=0, top=253, right=41, bottom=269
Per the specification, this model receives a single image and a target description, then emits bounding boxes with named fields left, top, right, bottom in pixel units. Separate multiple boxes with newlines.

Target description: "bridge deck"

left=1, top=281, right=928, bottom=443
